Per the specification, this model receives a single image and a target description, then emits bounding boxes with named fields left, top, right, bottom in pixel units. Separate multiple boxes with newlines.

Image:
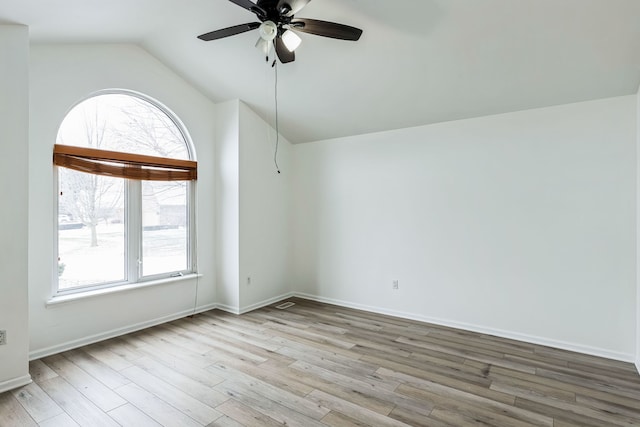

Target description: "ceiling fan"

left=197, top=0, right=363, bottom=63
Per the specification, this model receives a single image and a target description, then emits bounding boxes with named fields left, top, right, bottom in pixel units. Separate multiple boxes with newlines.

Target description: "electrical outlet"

left=247, top=276, right=251, bottom=285
left=0, top=330, right=6, bottom=345
left=392, top=280, right=399, bottom=290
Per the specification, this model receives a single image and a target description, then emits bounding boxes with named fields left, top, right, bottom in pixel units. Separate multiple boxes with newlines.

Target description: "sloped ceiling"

left=2, top=0, right=640, bottom=143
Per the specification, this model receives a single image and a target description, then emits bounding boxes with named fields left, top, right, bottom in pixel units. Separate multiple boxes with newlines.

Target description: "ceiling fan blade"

left=197, top=22, right=261, bottom=41
left=290, top=18, right=362, bottom=41
left=276, top=0, right=311, bottom=17
left=228, top=0, right=267, bottom=17
left=275, top=37, right=295, bottom=63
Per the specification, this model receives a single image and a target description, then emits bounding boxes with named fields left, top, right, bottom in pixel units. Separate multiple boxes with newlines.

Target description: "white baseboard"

left=29, top=302, right=219, bottom=361
left=194, top=302, right=219, bottom=315
left=216, top=292, right=296, bottom=315
left=239, top=292, right=296, bottom=314
left=216, top=304, right=240, bottom=315
left=26, top=291, right=635, bottom=367
left=0, top=374, right=32, bottom=394
left=294, top=292, right=635, bottom=363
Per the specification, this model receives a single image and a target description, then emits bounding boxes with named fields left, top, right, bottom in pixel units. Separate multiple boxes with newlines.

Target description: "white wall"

left=636, top=85, right=640, bottom=373
left=292, top=96, right=637, bottom=361
left=215, top=100, right=292, bottom=313
left=28, top=44, right=217, bottom=358
left=0, top=25, right=31, bottom=393
left=215, top=100, right=241, bottom=311
left=238, top=102, right=292, bottom=311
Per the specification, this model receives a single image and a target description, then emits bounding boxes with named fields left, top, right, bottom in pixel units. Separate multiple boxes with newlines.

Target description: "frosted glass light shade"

left=255, top=37, right=272, bottom=56
left=282, top=30, right=302, bottom=52
left=259, top=21, right=278, bottom=41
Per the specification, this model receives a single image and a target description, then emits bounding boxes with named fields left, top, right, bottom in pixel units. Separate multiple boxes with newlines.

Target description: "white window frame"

left=53, top=89, right=198, bottom=297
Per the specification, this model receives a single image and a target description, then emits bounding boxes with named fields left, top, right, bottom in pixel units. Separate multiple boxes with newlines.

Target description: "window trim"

left=47, top=273, right=203, bottom=307
left=53, top=89, right=198, bottom=297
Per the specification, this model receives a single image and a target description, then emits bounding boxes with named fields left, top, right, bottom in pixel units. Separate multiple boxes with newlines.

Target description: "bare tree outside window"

left=114, top=96, right=190, bottom=159
left=58, top=104, right=123, bottom=247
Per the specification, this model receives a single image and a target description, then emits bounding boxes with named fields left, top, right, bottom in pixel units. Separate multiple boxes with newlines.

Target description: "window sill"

left=46, top=273, right=202, bottom=307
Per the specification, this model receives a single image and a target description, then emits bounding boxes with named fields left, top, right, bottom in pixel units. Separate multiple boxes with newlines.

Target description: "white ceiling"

left=2, top=0, right=640, bottom=143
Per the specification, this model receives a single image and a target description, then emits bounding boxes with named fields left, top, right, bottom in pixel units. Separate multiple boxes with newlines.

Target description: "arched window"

left=54, top=90, right=197, bottom=294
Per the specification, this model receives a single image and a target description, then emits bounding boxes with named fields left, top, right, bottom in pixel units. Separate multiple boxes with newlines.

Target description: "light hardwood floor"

left=1, top=298, right=640, bottom=426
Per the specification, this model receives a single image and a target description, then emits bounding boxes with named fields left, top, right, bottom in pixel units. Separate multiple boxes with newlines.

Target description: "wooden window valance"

left=53, top=144, right=197, bottom=181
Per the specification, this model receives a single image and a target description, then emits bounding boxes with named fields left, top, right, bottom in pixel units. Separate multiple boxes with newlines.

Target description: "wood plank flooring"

left=2, top=298, right=640, bottom=426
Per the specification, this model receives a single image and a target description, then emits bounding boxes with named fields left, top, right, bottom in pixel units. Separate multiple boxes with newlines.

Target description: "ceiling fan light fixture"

left=282, top=29, right=302, bottom=52
left=259, top=20, right=278, bottom=41
left=198, top=0, right=364, bottom=64
left=255, top=37, right=272, bottom=57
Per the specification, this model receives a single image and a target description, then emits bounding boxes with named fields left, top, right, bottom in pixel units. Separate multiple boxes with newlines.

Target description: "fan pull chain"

left=273, top=58, right=281, bottom=174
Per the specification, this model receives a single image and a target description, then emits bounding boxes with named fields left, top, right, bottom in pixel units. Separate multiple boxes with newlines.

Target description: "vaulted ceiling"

left=2, top=0, right=640, bottom=143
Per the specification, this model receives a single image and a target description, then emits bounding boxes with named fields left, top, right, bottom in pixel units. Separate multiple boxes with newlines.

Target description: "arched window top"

left=57, top=90, right=195, bottom=161
left=54, top=91, right=197, bottom=181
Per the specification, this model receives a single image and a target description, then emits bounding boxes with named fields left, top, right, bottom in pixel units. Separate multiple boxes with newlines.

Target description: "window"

left=54, top=91, right=197, bottom=294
